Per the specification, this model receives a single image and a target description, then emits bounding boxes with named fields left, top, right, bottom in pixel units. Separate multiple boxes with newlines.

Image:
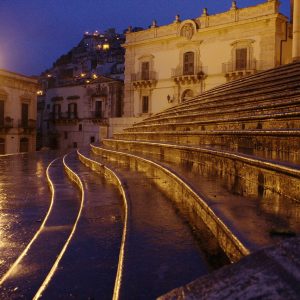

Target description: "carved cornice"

left=0, top=74, right=37, bottom=93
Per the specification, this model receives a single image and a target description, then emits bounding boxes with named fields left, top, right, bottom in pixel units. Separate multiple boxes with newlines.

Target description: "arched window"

left=0, top=138, right=5, bottom=154
left=183, top=52, right=195, bottom=75
left=181, top=89, right=194, bottom=102
left=68, top=103, right=77, bottom=119
left=20, top=137, right=29, bottom=153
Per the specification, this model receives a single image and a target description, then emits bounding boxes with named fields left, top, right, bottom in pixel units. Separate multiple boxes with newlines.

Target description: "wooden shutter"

left=141, top=62, right=150, bottom=80
left=183, top=52, right=194, bottom=75
left=236, top=48, right=247, bottom=70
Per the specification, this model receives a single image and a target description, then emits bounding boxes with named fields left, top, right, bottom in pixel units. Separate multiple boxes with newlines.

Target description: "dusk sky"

left=0, top=0, right=290, bottom=76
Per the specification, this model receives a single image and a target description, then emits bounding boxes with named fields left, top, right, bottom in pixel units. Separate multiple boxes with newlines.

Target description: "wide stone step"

left=0, top=156, right=82, bottom=299
left=90, top=144, right=249, bottom=263
left=125, top=111, right=300, bottom=133
left=159, top=237, right=300, bottom=300
left=113, top=130, right=300, bottom=163
left=179, top=63, right=300, bottom=104
left=139, top=91, right=300, bottom=126
left=145, top=63, right=300, bottom=122
left=134, top=94, right=300, bottom=127
left=41, top=151, right=124, bottom=299
left=152, top=63, right=300, bottom=119
left=78, top=148, right=217, bottom=299
left=100, top=139, right=300, bottom=247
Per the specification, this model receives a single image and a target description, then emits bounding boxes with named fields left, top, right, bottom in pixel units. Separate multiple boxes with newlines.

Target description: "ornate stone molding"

left=178, top=20, right=198, bottom=40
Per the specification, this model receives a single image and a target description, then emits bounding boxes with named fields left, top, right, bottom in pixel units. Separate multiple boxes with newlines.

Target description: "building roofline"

left=0, top=69, right=37, bottom=84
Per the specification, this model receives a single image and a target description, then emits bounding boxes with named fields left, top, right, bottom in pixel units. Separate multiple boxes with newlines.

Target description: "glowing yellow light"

left=86, top=80, right=90, bottom=83
left=37, top=90, right=43, bottom=96
left=103, top=43, right=110, bottom=50
left=80, top=73, right=86, bottom=77
left=47, top=74, right=52, bottom=78
left=92, top=74, right=98, bottom=79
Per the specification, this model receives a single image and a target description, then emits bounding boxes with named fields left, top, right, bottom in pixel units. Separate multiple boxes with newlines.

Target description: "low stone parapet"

left=91, top=144, right=249, bottom=263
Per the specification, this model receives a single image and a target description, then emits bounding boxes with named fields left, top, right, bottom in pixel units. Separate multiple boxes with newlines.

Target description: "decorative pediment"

left=178, top=20, right=198, bottom=40
left=138, top=54, right=155, bottom=61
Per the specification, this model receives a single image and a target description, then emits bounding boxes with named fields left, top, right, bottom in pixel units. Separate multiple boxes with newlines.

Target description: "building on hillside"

left=39, top=28, right=125, bottom=89
left=123, top=0, right=293, bottom=117
left=39, top=76, right=123, bottom=150
left=0, top=69, right=37, bottom=154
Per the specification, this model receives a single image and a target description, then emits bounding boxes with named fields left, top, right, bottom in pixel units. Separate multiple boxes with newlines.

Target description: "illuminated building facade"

left=0, top=69, right=37, bottom=154
left=123, top=0, right=293, bottom=117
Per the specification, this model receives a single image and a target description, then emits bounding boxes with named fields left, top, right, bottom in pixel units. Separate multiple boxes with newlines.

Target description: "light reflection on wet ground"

left=0, top=156, right=80, bottom=299
left=90, top=151, right=213, bottom=300
left=116, top=147, right=300, bottom=251
left=43, top=152, right=123, bottom=299
left=0, top=151, right=58, bottom=279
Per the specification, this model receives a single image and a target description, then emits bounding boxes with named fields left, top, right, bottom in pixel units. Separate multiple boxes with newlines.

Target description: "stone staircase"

left=116, top=62, right=300, bottom=164
left=103, top=63, right=300, bottom=261
left=94, top=61, right=300, bottom=296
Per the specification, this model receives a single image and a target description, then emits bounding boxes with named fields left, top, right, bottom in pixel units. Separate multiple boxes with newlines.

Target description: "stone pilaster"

left=292, top=0, right=300, bottom=61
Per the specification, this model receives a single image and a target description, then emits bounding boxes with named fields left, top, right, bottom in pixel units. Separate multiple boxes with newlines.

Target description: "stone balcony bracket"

left=173, top=73, right=206, bottom=85
left=132, top=79, right=157, bottom=89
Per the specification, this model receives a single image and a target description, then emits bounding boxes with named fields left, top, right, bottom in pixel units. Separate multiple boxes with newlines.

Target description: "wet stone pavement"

left=43, top=152, right=123, bottom=299
left=0, top=156, right=81, bottom=299
left=0, top=152, right=58, bottom=280
left=0, top=150, right=220, bottom=299
left=90, top=151, right=212, bottom=300
left=115, top=147, right=300, bottom=251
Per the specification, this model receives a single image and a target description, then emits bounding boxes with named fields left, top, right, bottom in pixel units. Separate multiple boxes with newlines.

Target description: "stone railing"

left=222, top=59, right=259, bottom=73
left=131, top=71, right=157, bottom=82
left=0, top=117, right=14, bottom=129
left=18, top=119, right=36, bottom=129
left=131, top=71, right=157, bottom=88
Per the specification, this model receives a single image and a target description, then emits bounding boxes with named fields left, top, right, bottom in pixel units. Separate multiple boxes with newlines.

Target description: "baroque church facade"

left=123, top=0, right=293, bottom=117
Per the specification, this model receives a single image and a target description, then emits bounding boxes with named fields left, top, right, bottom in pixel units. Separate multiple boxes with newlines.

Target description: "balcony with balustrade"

left=171, top=66, right=206, bottom=85
left=49, top=112, right=79, bottom=124
left=131, top=71, right=157, bottom=89
left=222, top=59, right=259, bottom=81
left=18, top=119, right=36, bottom=134
left=87, top=111, right=108, bottom=125
left=0, top=117, right=14, bottom=132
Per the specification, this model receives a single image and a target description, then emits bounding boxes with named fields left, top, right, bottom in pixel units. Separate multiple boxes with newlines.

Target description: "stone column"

left=292, top=0, right=300, bottom=61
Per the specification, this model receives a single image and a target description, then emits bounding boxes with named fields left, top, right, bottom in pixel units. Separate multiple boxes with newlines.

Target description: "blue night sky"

left=0, top=0, right=290, bottom=76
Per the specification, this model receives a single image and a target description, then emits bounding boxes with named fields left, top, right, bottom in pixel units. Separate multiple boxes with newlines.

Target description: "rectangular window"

left=141, top=62, right=150, bottom=80
left=236, top=48, right=247, bottom=70
left=183, top=52, right=194, bottom=75
left=142, top=96, right=149, bottom=114
left=52, top=104, right=61, bottom=119
left=0, top=101, right=4, bottom=127
left=95, top=100, right=102, bottom=118
left=90, top=136, right=95, bottom=143
left=21, top=103, right=29, bottom=128
left=68, top=103, right=77, bottom=119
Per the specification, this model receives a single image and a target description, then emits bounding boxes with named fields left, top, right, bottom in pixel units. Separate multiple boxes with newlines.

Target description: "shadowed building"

left=40, top=76, right=123, bottom=150
left=0, top=69, right=37, bottom=154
